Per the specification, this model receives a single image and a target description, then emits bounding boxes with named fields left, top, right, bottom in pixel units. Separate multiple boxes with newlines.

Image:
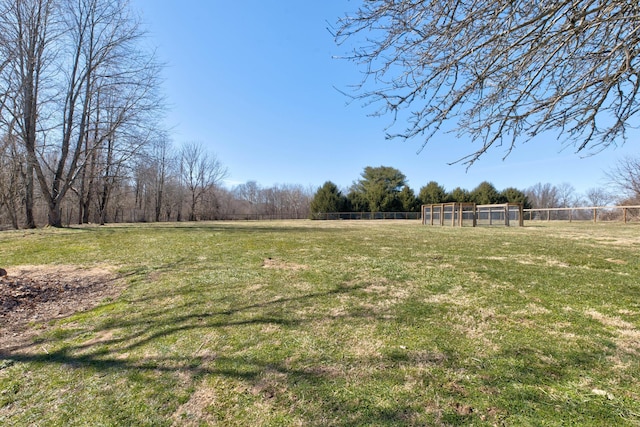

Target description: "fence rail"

left=523, top=205, right=640, bottom=223
left=313, top=206, right=640, bottom=224
left=312, top=212, right=421, bottom=220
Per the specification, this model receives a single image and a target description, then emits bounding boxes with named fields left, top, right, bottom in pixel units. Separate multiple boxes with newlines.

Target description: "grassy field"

left=0, top=220, right=639, bottom=426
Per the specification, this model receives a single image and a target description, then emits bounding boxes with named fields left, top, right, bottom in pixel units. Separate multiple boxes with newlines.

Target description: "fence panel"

left=312, top=212, right=421, bottom=221
left=523, top=206, right=640, bottom=223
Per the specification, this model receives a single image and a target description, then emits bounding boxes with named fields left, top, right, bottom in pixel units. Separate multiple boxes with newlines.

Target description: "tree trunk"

left=98, top=179, right=111, bottom=226
left=47, top=200, right=63, bottom=228
left=189, top=193, right=197, bottom=221
left=23, top=163, right=36, bottom=229
left=155, top=188, right=163, bottom=222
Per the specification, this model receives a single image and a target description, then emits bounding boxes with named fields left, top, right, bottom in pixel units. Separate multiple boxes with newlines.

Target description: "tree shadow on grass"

left=0, top=279, right=433, bottom=425
left=1, top=278, right=633, bottom=426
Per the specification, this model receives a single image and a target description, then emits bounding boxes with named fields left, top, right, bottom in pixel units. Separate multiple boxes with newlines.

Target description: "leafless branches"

left=606, top=155, right=640, bottom=202
left=180, top=142, right=228, bottom=221
left=335, top=0, right=640, bottom=165
left=0, top=0, right=164, bottom=226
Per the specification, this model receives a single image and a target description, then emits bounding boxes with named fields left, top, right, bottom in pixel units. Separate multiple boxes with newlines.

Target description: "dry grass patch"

left=423, top=285, right=470, bottom=305
left=585, top=309, right=640, bottom=361
left=448, top=309, right=501, bottom=353
left=261, top=258, right=308, bottom=271
left=514, top=303, right=552, bottom=316
left=171, top=380, right=218, bottom=426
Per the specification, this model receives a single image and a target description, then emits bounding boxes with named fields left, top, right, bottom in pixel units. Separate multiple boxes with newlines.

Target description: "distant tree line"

left=1, top=1, right=637, bottom=228
left=2, top=144, right=637, bottom=228
left=0, top=0, right=313, bottom=229
left=0, top=134, right=314, bottom=228
left=309, top=165, right=639, bottom=218
left=309, top=166, right=530, bottom=217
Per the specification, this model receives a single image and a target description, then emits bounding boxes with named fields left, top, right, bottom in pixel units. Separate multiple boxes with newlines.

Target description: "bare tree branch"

left=0, top=0, right=164, bottom=227
left=180, top=142, right=228, bottom=221
left=335, top=0, right=640, bottom=165
left=606, top=155, right=640, bottom=202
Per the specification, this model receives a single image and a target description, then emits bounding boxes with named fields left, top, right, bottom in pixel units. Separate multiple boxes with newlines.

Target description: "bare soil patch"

left=0, top=265, right=122, bottom=351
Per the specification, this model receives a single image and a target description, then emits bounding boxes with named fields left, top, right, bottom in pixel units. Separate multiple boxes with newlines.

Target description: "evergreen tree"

left=350, top=166, right=408, bottom=212
left=418, top=181, right=447, bottom=204
left=448, top=187, right=471, bottom=203
left=398, top=185, right=419, bottom=211
left=501, top=187, right=531, bottom=209
left=470, top=181, right=505, bottom=204
left=309, top=181, right=346, bottom=215
left=346, top=188, right=369, bottom=212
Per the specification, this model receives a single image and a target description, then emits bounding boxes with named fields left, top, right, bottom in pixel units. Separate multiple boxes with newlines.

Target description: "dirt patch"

left=0, top=265, right=122, bottom=351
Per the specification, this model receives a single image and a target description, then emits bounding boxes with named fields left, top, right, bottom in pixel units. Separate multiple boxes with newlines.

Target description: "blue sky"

left=131, top=0, right=637, bottom=195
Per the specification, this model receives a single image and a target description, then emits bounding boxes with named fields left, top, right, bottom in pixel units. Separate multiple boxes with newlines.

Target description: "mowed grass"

left=1, top=220, right=639, bottom=426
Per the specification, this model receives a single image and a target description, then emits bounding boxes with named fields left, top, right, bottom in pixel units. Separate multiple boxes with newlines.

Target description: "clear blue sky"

left=132, top=0, right=637, bottom=196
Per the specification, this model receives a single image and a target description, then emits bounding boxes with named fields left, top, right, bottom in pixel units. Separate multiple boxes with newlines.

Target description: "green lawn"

left=1, top=221, right=639, bottom=426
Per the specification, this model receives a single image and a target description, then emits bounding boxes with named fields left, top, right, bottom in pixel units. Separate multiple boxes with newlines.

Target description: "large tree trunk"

left=155, top=188, right=163, bottom=222
left=98, top=184, right=110, bottom=225
left=47, top=200, right=63, bottom=228
left=23, top=163, right=36, bottom=229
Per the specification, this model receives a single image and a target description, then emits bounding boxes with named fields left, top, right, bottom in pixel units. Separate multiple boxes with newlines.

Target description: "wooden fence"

left=421, top=203, right=524, bottom=227
left=523, top=206, right=640, bottom=223
left=311, top=212, right=421, bottom=220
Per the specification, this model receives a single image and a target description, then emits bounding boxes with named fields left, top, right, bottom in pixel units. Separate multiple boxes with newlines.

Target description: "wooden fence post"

left=504, top=204, right=509, bottom=226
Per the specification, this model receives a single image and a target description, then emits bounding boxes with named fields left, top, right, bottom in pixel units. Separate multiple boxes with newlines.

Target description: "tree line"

left=0, top=133, right=314, bottom=228
left=309, top=165, right=639, bottom=217
left=0, top=0, right=164, bottom=228
left=309, top=166, right=530, bottom=216
left=2, top=1, right=638, bottom=229
left=0, top=0, right=314, bottom=229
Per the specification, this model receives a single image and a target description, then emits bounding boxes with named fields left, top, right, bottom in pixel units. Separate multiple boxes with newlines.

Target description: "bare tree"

left=161, top=174, right=182, bottom=221
left=180, top=142, right=228, bottom=221
left=261, top=186, right=279, bottom=217
left=606, top=156, right=640, bottom=203
left=335, top=1, right=640, bottom=165
left=0, top=0, right=59, bottom=228
left=269, top=184, right=312, bottom=219
left=131, top=160, right=154, bottom=222
left=0, top=132, right=23, bottom=228
left=211, top=187, right=236, bottom=220
left=233, top=180, right=262, bottom=217
left=526, top=183, right=559, bottom=209
left=280, top=184, right=312, bottom=219
left=230, top=182, right=311, bottom=220
left=585, top=187, right=615, bottom=206
left=69, top=0, right=163, bottom=227
left=0, top=1, right=13, bottom=134
left=556, top=182, right=578, bottom=208
left=129, top=136, right=177, bottom=223
left=148, top=136, right=175, bottom=222
left=0, top=0, right=163, bottom=227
